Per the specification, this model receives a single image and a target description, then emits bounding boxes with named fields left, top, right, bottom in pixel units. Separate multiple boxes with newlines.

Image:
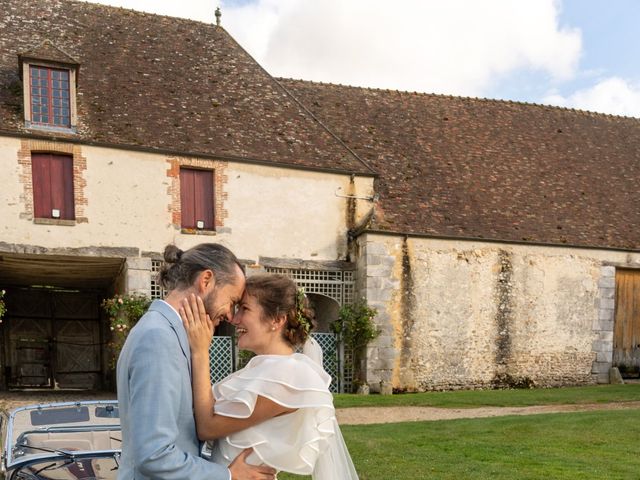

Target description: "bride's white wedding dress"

left=204, top=339, right=359, bottom=479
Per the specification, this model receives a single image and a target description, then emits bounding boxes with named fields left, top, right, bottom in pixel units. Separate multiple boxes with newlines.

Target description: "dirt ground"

left=1, top=391, right=640, bottom=425
left=335, top=401, right=640, bottom=425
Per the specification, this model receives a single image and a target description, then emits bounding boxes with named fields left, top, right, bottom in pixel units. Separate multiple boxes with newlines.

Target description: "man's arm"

left=126, top=327, right=231, bottom=479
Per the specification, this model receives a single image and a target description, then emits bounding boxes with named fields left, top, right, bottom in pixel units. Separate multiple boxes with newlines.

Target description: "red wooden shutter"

left=32, top=154, right=74, bottom=220
left=180, top=168, right=196, bottom=228
left=32, top=154, right=52, bottom=218
left=180, top=168, right=214, bottom=229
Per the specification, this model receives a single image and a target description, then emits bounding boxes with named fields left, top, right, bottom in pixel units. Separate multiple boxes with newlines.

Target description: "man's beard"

left=203, top=288, right=224, bottom=325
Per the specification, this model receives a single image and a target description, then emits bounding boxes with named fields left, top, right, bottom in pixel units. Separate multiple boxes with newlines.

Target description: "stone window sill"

left=34, top=218, right=76, bottom=226
left=180, top=228, right=216, bottom=236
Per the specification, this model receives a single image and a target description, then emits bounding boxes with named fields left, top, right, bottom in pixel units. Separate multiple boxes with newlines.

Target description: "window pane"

left=29, top=66, right=71, bottom=128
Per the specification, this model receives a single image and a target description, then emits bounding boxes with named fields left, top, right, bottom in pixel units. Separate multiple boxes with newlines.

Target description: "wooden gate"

left=613, top=269, right=640, bottom=371
left=4, top=288, right=102, bottom=389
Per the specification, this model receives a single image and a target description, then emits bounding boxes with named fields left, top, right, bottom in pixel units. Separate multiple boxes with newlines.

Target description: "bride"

left=179, top=273, right=359, bottom=479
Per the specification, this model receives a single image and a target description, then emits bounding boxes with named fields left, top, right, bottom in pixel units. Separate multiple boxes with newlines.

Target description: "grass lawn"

left=333, top=383, right=640, bottom=409
left=280, top=409, right=640, bottom=479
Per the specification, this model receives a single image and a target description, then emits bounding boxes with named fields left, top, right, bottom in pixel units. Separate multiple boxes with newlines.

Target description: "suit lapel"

left=148, top=300, right=192, bottom=376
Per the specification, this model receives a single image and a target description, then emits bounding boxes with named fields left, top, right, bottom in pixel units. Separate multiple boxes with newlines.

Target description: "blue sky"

left=88, top=0, right=640, bottom=117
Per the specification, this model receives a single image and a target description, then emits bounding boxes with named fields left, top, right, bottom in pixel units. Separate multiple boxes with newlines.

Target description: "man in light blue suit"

left=117, top=243, right=277, bottom=480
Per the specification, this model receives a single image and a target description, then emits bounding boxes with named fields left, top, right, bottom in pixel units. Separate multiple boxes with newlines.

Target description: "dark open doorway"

left=0, top=252, right=124, bottom=390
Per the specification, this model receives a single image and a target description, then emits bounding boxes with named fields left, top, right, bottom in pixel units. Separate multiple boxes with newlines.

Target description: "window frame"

left=179, top=167, right=215, bottom=231
left=22, top=61, right=77, bottom=132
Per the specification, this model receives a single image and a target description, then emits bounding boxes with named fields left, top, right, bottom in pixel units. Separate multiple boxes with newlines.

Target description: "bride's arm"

left=180, top=295, right=296, bottom=441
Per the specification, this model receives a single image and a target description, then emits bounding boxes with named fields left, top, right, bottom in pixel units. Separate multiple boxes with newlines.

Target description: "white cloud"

left=544, top=77, right=640, bottom=118
left=220, top=0, right=581, bottom=97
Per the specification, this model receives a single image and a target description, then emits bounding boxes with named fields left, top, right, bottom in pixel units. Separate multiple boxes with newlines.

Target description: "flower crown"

left=295, top=287, right=312, bottom=335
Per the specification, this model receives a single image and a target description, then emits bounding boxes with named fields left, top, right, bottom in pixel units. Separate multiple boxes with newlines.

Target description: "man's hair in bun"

left=159, top=243, right=243, bottom=291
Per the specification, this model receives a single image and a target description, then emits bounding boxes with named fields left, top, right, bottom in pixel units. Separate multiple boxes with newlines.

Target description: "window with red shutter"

left=180, top=168, right=214, bottom=230
left=31, top=153, right=75, bottom=220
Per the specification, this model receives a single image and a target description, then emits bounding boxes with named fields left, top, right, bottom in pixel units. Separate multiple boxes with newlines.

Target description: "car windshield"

left=6, top=401, right=121, bottom=469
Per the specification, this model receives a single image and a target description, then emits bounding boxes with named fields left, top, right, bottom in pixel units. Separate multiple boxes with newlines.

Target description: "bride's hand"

left=179, top=293, right=214, bottom=357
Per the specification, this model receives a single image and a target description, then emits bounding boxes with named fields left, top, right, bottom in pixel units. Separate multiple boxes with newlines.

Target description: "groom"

left=117, top=243, right=277, bottom=479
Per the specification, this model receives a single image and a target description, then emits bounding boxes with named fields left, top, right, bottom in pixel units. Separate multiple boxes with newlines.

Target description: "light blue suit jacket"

left=116, top=300, right=229, bottom=479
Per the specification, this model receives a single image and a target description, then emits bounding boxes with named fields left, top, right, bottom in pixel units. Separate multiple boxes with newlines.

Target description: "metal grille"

left=264, top=267, right=355, bottom=392
left=150, top=259, right=166, bottom=300
left=343, top=271, right=355, bottom=305
left=209, top=336, right=234, bottom=384
left=265, top=268, right=355, bottom=306
left=311, top=333, right=339, bottom=393
left=342, top=344, right=355, bottom=394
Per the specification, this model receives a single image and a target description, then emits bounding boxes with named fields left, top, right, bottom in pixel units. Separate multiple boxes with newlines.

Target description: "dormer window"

left=19, top=40, right=79, bottom=132
left=29, top=66, right=71, bottom=127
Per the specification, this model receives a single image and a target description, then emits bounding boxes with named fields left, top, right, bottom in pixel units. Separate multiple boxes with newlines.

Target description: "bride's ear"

left=273, top=313, right=287, bottom=331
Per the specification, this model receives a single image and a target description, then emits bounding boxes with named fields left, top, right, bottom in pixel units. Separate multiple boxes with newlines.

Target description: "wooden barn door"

left=4, top=289, right=102, bottom=389
left=52, top=291, right=102, bottom=389
left=613, top=269, right=640, bottom=373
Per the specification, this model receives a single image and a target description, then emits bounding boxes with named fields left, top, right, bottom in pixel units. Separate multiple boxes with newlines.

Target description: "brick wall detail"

left=166, top=156, right=228, bottom=230
left=17, top=139, right=88, bottom=223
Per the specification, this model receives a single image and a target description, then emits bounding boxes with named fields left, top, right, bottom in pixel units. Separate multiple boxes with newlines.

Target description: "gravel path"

left=2, top=392, right=639, bottom=426
left=335, top=401, right=640, bottom=425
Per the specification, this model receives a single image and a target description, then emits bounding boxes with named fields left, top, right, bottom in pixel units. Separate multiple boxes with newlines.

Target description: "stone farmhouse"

left=1, top=0, right=638, bottom=392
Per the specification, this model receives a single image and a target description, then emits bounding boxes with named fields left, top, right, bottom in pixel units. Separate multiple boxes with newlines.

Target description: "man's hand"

left=229, top=448, right=277, bottom=480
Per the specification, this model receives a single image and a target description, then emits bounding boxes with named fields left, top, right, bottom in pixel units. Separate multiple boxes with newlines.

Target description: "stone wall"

left=359, top=233, right=640, bottom=391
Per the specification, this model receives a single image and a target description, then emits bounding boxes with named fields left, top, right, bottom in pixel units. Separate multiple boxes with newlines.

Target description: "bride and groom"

left=116, top=243, right=358, bottom=479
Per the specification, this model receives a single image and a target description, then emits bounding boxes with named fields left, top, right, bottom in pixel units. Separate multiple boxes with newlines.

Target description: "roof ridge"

left=73, top=0, right=216, bottom=27
left=278, top=77, right=640, bottom=122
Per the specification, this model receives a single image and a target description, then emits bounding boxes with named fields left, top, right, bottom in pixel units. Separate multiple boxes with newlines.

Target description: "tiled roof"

left=0, top=0, right=372, bottom=175
left=280, top=79, right=640, bottom=250
left=19, top=39, right=80, bottom=65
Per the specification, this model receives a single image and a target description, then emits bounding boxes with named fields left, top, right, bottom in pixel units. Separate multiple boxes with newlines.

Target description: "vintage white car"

left=0, top=400, right=121, bottom=479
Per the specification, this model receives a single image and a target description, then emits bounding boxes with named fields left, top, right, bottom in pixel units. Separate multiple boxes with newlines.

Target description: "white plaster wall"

left=361, top=233, right=640, bottom=391
left=0, top=139, right=23, bottom=238
left=82, top=146, right=169, bottom=252
left=0, top=136, right=374, bottom=262
left=187, top=162, right=373, bottom=262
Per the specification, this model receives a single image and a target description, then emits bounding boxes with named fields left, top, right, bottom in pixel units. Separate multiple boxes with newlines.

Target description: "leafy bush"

left=331, top=300, right=379, bottom=391
left=101, top=293, right=151, bottom=368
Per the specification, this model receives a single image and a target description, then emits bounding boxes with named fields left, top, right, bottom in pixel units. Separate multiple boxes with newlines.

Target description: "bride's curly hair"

left=245, top=274, right=315, bottom=347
